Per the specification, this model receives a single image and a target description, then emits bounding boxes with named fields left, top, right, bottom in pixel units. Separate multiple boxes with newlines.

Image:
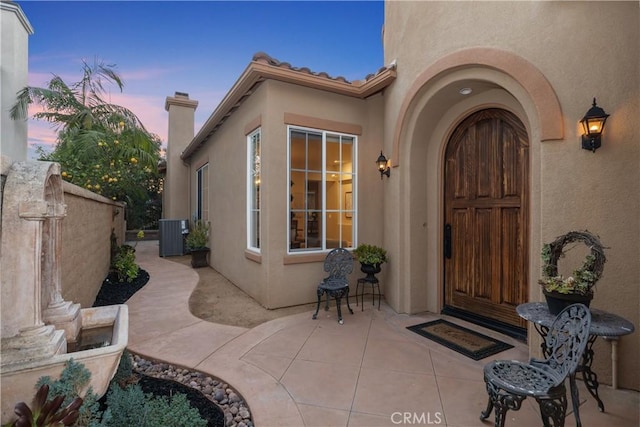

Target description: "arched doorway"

left=443, top=108, right=529, bottom=335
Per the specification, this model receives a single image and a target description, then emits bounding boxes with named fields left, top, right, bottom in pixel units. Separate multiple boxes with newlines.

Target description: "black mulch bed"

left=93, top=270, right=150, bottom=306
left=94, top=269, right=224, bottom=427
left=136, top=374, right=224, bottom=427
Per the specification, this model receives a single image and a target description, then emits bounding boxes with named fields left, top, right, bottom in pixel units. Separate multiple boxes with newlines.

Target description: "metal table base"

left=517, top=302, right=635, bottom=426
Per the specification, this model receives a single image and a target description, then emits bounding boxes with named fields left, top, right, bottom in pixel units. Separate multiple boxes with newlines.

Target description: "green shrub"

left=185, top=220, right=210, bottom=250
left=95, top=384, right=147, bottom=426
left=112, top=245, right=139, bottom=283
left=36, top=359, right=100, bottom=426
left=97, top=384, right=206, bottom=427
left=352, top=243, right=388, bottom=265
left=144, top=392, right=207, bottom=427
left=22, top=358, right=206, bottom=427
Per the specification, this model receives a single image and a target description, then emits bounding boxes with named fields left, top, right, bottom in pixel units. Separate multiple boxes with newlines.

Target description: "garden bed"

left=93, top=270, right=150, bottom=307
left=135, top=373, right=224, bottom=427
left=92, top=269, right=244, bottom=427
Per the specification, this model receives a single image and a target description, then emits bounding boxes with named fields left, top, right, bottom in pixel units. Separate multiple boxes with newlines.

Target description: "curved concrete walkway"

left=128, top=241, right=639, bottom=427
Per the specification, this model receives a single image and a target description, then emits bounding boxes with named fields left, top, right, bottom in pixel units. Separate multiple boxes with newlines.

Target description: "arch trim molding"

left=392, top=48, right=563, bottom=167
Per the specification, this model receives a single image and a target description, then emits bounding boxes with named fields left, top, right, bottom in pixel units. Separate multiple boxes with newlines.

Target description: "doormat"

left=406, top=319, right=513, bottom=361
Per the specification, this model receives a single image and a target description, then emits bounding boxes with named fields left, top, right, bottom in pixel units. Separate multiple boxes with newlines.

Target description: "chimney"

left=164, top=92, right=198, bottom=220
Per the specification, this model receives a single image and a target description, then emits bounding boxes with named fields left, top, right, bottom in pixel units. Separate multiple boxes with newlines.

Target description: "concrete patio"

left=127, top=241, right=639, bottom=426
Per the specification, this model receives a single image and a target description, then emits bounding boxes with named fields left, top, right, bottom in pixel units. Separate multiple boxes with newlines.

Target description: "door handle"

left=444, top=224, right=452, bottom=259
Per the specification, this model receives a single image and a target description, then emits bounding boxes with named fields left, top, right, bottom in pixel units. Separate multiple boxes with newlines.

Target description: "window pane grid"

left=248, top=130, right=261, bottom=250
left=289, top=126, right=355, bottom=252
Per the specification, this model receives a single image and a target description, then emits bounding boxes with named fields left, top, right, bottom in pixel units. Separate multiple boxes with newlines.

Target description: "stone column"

left=1, top=162, right=66, bottom=367
left=42, top=210, right=82, bottom=344
left=1, top=199, right=66, bottom=366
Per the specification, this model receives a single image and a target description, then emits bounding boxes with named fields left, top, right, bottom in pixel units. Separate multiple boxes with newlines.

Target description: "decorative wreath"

left=539, top=230, right=607, bottom=296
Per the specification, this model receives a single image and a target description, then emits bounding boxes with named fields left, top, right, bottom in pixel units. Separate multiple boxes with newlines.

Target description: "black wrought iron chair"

left=312, top=248, right=354, bottom=324
left=480, top=303, right=591, bottom=427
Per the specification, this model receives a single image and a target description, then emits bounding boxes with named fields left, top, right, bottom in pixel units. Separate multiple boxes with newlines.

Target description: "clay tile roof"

left=181, top=52, right=396, bottom=160
left=251, top=52, right=354, bottom=85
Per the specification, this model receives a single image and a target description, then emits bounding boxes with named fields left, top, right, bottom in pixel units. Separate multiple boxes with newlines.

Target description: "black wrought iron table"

left=517, top=302, right=635, bottom=416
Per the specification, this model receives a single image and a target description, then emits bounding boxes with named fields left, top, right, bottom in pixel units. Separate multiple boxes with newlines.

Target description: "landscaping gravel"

left=133, top=354, right=253, bottom=427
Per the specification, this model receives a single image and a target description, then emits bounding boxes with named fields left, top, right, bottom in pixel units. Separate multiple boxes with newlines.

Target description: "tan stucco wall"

left=383, top=1, right=639, bottom=390
left=187, top=79, right=387, bottom=309
left=61, top=182, right=125, bottom=308
left=187, top=86, right=266, bottom=306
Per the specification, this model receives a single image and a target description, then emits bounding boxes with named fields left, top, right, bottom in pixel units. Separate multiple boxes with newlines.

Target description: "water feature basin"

left=67, top=325, right=113, bottom=352
left=0, top=304, right=128, bottom=423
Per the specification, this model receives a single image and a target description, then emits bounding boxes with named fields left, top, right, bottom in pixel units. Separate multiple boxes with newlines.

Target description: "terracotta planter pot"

left=543, top=289, right=592, bottom=315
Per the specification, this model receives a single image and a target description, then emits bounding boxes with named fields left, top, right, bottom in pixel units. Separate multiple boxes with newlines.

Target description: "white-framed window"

left=247, top=129, right=261, bottom=251
left=196, top=164, right=209, bottom=221
left=288, top=126, right=356, bottom=252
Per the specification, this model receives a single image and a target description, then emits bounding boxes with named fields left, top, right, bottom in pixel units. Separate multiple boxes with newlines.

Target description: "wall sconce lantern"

left=376, top=151, right=390, bottom=179
left=580, top=98, right=610, bottom=152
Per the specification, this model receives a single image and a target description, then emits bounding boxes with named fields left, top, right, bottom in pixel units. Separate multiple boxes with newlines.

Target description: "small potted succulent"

left=185, top=220, right=210, bottom=268
left=538, top=230, right=606, bottom=314
left=352, top=243, right=388, bottom=280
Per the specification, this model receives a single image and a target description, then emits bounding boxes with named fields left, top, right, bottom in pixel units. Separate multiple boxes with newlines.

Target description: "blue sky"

left=17, top=1, right=385, bottom=158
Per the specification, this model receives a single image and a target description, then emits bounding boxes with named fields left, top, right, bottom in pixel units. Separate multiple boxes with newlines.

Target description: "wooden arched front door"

left=444, top=109, right=529, bottom=329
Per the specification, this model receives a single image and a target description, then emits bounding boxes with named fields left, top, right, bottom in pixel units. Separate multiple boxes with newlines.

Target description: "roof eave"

left=181, top=61, right=396, bottom=161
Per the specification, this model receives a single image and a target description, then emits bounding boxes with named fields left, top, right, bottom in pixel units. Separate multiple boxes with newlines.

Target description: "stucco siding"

left=265, top=80, right=387, bottom=308
left=383, top=1, right=639, bottom=390
left=188, top=84, right=267, bottom=306
left=0, top=1, right=32, bottom=169
left=189, top=79, right=387, bottom=309
left=61, top=182, right=125, bottom=308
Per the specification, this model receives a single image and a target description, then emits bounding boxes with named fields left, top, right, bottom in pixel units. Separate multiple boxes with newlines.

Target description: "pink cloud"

left=109, top=92, right=168, bottom=144
left=28, top=70, right=85, bottom=87
left=24, top=92, right=170, bottom=155
left=25, top=103, right=60, bottom=158
left=27, top=121, right=58, bottom=160
left=28, top=121, right=58, bottom=145
left=24, top=91, right=168, bottom=151
left=111, top=90, right=227, bottom=150
left=23, top=69, right=228, bottom=158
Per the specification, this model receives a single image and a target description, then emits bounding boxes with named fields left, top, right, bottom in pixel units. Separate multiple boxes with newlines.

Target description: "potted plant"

left=538, top=230, right=606, bottom=314
left=185, top=220, right=210, bottom=268
left=352, top=243, right=388, bottom=281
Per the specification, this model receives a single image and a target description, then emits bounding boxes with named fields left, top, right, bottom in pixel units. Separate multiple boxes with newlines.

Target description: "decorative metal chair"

left=480, top=303, right=591, bottom=427
left=312, top=248, right=354, bottom=324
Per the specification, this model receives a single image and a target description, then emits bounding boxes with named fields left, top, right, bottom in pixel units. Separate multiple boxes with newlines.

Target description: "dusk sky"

left=17, top=1, right=385, bottom=159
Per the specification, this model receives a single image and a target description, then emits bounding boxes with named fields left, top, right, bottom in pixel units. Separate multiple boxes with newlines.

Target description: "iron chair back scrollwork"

left=480, top=303, right=592, bottom=427
left=312, top=248, right=354, bottom=324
